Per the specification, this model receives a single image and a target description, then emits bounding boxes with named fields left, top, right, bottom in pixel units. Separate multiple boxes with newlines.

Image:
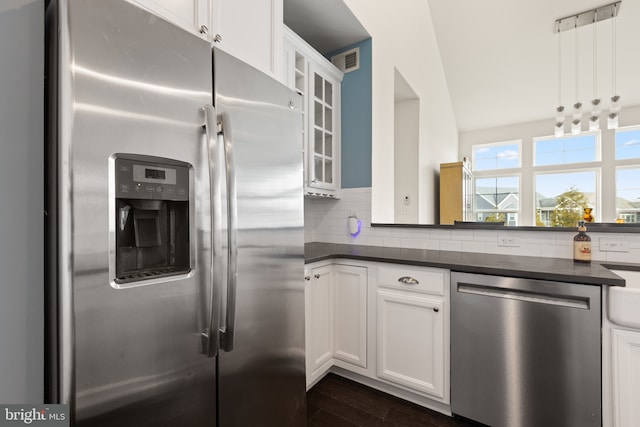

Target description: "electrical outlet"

left=600, top=238, right=629, bottom=252
left=498, top=235, right=520, bottom=247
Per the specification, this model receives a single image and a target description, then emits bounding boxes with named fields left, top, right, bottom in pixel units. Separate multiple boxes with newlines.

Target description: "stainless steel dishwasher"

left=451, top=272, right=601, bottom=427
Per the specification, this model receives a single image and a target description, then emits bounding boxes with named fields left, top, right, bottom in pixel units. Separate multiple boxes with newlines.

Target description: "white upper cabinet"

left=283, top=26, right=343, bottom=198
left=309, top=63, right=340, bottom=194
left=211, top=0, right=283, bottom=77
left=128, top=0, right=210, bottom=40
left=130, top=0, right=283, bottom=77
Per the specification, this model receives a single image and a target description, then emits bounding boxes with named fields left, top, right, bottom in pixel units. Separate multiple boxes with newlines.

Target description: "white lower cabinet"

left=304, top=260, right=451, bottom=409
left=305, top=264, right=333, bottom=384
left=304, top=262, right=367, bottom=388
left=376, top=265, right=448, bottom=401
left=333, top=265, right=368, bottom=368
left=377, top=290, right=444, bottom=397
left=611, top=328, right=640, bottom=427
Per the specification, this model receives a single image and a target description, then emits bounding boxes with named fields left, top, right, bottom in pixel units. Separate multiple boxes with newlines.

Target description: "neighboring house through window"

left=472, top=141, right=521, bottom=225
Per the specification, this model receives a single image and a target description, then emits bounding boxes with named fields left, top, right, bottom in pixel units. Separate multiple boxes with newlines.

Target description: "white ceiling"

left=284, top=1, right=640, bottom=133
left=427, top=0, right=640, bottom=132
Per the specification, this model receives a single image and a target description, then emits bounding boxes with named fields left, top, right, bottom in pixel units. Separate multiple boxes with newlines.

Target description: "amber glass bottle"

left=573, top=220, right=592, bottom=263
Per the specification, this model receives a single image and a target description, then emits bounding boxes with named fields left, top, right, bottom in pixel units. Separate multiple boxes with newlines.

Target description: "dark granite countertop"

left=305, top=242, right=639, bottom=287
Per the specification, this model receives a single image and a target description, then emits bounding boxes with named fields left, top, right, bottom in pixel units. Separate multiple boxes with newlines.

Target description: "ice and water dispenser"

left=114, top=156, right=191, bottom=284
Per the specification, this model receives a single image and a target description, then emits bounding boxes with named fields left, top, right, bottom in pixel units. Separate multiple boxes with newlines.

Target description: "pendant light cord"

left=575, top=21, right=579, bottom=103
left=612, top=5, right=617, bottom=96
left=593, top=12, right=597, bottom=100
left=558, top=27, right=562, bottom=107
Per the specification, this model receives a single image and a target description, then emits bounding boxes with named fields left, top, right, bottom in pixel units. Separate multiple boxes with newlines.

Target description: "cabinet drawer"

left=378, top=265, right=446, bottom=296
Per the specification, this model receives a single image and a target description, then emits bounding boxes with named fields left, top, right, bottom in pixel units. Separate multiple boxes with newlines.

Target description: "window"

left=469, top=125, right=640, bottom=226
left=472, top=141, right=521, bottom=225
left=530, top=133, right=600, bottom=227
left=614, top=128, right=640, bottom=223
left=475, top=176, right=519, bottom=225
left=615, top=128, right=640, bottom=160
left=534, top=134, right=598, bottom=166
left=472, top=140, right=520, bottom=171
left=616, top=168, right=640, bottom=223
left=535, top=171, right=597, bottom=227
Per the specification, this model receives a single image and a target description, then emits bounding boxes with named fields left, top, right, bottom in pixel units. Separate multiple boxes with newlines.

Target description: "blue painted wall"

left=327, top=38, right=372, bottom=188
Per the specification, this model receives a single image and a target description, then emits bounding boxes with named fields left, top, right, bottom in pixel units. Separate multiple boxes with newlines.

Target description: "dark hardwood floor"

left=306, top=374, right=480, bottom=427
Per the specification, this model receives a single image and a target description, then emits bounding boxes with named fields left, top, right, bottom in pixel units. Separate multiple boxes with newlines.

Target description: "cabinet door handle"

left=398, top=276, right=419, bottom=285
left=304, top=276, right=311, bottom=281
left=314, top=274, right=321, bottom=279
left=433, top=307, right=439, bottom=313
left=199, top=25, right=208, bottom=34
left=213, top=34, right=222, bottom=43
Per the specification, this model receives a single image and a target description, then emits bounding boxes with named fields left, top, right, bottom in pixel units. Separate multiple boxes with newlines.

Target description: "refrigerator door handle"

left=201, top=104, right=222, bottom=357
left=219, top=112, right=238, bottom=352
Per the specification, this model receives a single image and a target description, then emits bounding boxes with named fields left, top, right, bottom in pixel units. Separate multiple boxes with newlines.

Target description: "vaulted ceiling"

left=284, top=0, right=640, bottom=132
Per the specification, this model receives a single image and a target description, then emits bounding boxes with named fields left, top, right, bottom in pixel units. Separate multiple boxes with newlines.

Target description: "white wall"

left=394, top=98, right=419, bottom=223
left=342, top=0, right=459, bottom=224
left=305, top=188, right=640, bottom=263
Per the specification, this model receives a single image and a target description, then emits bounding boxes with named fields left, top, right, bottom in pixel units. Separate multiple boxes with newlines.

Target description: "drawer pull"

left=398, top=276, right=419, bottom=285
left=433, top=307, right=439, bottom=313
left=304, top=276, right=311, bottom=281
left=314, top=274, right=321, bottom=279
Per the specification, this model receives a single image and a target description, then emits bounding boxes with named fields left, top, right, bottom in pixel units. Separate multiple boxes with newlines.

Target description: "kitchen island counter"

left=305, top=242, right=632, bottom=286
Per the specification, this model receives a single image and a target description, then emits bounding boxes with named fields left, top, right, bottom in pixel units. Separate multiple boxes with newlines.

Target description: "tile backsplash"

left=304, top=188, right=640, bottom=264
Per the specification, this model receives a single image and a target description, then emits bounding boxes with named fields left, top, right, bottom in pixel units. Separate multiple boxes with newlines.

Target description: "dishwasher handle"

left=457, top=282, right=590, bottom=310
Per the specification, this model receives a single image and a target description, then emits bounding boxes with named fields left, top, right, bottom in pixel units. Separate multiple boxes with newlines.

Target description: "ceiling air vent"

left=331, top=47, right=360, bottom=73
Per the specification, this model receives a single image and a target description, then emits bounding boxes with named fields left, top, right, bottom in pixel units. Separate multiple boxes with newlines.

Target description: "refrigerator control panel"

left=115, top=157, right=189, bottom=201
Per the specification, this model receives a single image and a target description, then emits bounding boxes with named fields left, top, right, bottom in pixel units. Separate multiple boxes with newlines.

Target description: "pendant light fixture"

left=554, top=1, right=621, bottom=136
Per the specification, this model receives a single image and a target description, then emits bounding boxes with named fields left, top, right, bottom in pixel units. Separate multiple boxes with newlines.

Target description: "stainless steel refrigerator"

left=45, top=1, right=306, bottom=425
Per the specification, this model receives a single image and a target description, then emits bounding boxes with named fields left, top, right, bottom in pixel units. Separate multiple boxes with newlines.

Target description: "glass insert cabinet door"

left=308, top=64, right=338, bottom=190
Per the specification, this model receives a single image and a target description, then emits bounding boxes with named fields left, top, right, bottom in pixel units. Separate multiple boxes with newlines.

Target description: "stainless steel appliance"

left=45, top=1, right=305, bottom=425
left=451, top=272, right=601, bottom=427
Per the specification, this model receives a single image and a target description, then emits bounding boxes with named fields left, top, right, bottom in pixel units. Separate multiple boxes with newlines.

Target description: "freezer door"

left=213, top=48, right=306, bottom=427
left=48, top=0, right=215, bottom=425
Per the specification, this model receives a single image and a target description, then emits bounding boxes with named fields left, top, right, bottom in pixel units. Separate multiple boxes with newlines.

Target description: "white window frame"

left=531, top=131, right=602, bottom=226
left=468, top=124, right=640, bottom=226
left=471, top=140, right=522, bottom=225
